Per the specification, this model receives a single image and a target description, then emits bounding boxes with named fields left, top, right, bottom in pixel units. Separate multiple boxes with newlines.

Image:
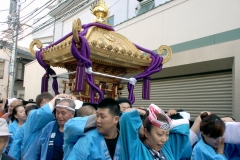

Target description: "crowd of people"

left=0, top=92, right=239, bottom=160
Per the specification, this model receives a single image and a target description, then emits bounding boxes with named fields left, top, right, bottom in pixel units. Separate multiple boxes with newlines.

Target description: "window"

left=0, top=60, right=5, bottom=79
left=16, top=62, right=24, bottom=80
left=136, top=0, right=154, bottom=16
left=107, top=16, right=114, bottom=26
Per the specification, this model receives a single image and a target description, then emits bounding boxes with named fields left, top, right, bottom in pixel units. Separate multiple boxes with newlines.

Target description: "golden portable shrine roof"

left=29, top=0, right=171, bottom=74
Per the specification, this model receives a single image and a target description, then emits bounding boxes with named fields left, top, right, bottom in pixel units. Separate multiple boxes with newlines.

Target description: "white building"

left=0, top=41, right=34, bottom=99
left=25, top=0, right=240, bottom=121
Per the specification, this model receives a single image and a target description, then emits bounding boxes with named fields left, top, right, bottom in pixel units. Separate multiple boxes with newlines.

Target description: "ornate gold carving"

left=72, top=18, right=82, bottom=44
left=90, top=0, right=109, bottom=23
left=30, top=19, right=172, bottom=81
left=29, top=40, right=43, bottom=57
left=104, top=34, right=115, bottom=42
left=157, top=45, right=172, bottom=64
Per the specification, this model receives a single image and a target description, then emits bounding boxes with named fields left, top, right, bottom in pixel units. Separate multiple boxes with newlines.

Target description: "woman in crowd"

left=8, top=105, right=26, bottom=150
left=191, top=112, right=240, bottom=160
left=191, top=112, right=226, bottom=159
left=120, top=103, right=189, bottom=160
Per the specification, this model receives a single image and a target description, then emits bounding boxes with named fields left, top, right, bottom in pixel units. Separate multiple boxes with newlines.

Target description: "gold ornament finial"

left=90, top=0, right=109, bottom=23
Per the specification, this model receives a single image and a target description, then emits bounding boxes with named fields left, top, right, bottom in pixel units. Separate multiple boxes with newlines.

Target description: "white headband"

left=55, top=105, right=75, bottom=112
left=148, top=104, right=172, bottom=130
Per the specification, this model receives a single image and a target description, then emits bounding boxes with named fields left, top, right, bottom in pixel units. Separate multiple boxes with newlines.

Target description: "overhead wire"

left=33, top=0, right=121, bottom=34
left=18, top=0, right=77, bottom=40
left=5, top=0, right=121, bottom=41
left=0, top=9, right=9, bottom=12
left=20, top=0, right=55, bottom=24
left=20, top=0, right=35, bottom=11
left=1, top=0, right=55, bottom=40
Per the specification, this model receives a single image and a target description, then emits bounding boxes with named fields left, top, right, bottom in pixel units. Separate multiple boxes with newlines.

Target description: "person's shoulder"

left=193, top=138, right=207, bottom=151
left=46, top=120, right=56, bottom=126
left=84, top=128, right=99, bottom=137
left=42, top=120, right=56, bottom=131
left=8, top=120, right=18, bottom=130
left=76, top=128, right=99, bottom=142
left=2, top=153, right=15, bottom=160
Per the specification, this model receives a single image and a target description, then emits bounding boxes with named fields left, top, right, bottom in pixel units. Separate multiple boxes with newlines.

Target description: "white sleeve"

left=170, top=119, right=189, bottom=129
left=190, top=129, right=199, bottom=146
left=74, top=100, right=83, bottom=109
left=223, top=122, right=240, bottom=144
left=48, top=102, right=54, bottom=111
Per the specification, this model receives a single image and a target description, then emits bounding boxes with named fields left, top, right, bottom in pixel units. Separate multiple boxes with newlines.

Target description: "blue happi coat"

left=120, top=110, right=189, bottom=160
left=24, top=121, right=56, bottom=160
left=191, top=138, right=227, bottom=160
left=224, top=143, right=240, bottom=160
left=67, top=128, right=121, bottom=160
left=192, top=138, right=240, bottom=160
left=8, top=124, right=25, bottom=160
left=63, top=116, right=91, bottom=160
left=22, top=103, right=55, bottom=157
left=8, top=120, right=19, bottom=149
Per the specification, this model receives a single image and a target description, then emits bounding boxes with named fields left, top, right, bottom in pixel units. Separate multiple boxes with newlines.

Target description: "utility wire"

left=20, top=0, right=55, bottom=24
left=19, top=1, right=74, bottom=40
left=1, top=0, right=55, bottom=40
left=17, top=0, right=76, bottom=40
left=20, top=0, right=35, bottom=11
left=0, top=9, right=9, bottom=12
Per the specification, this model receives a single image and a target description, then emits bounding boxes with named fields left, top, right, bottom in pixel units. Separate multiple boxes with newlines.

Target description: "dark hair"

left=222, top=116, right=235, bottom=121
left=98, top=98, right=120, bottom=116
left=200, top=112, right=225, bottom=138
left=11, top=105, right=25, bottom=122
left=4, top=99, right=8, bottom=113
left=116, top=98, right=132, bottom=108
left=142, top=110, right=169, bottom=133
left=25, top=105, right=38, bottom=116
left=169, top=113, right=183, bottom=120
left=35, top=92, right=53, bottom=107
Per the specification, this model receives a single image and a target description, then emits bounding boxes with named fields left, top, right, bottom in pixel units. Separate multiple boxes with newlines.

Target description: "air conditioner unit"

left=136, top=0, right=154, bottom=15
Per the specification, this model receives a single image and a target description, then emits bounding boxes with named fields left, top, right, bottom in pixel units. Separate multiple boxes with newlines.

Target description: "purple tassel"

left=75, top=63, right=85, bottom=92
left=36, top=50, right=60, bottom=95
left=143, top=76, right=151, bottom=100
left=41, top=74, right=49, bottom=93
left=52, top=77, right=60, bottom=95
left=128, top=83, right=135, bottom=104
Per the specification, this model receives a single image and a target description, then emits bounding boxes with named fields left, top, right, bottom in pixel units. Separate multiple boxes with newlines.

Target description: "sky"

left=0, top=0, right=53, bottom=48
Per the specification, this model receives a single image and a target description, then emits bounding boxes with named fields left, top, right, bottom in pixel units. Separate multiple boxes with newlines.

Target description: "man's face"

left=96, top=108, right=119, bottom=135
left=9, top=100, right=22, bottom=114
left=119, top=102, right=130, bottom=112
left=56, top=101, right=74, bottom=127
left=40, top=98, right=50, bottom=107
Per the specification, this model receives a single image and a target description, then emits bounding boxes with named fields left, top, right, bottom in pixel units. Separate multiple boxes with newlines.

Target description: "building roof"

left=0, top=40, right=34, bottom=60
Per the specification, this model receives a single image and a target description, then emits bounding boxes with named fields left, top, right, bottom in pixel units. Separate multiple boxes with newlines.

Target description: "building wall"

left=115, top=0, right=240, bottom=49
left=0, top=50, right=11, bottom=98
left=0, top=49, right=30, bottom=99
left=24, top=60, right=67, bottom=100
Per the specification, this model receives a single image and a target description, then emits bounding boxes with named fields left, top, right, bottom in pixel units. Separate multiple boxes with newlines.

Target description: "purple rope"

left=71, top=22, right=114, bottom=103
left=36, top=50, right=60, bottom=95
left=35, top=32, right=74, bottom=95
left=127, top=44, right=163, bottom=104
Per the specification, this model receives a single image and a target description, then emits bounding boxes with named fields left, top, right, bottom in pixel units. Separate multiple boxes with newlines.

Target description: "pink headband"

left=148, top=104, right=172, bottom=130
